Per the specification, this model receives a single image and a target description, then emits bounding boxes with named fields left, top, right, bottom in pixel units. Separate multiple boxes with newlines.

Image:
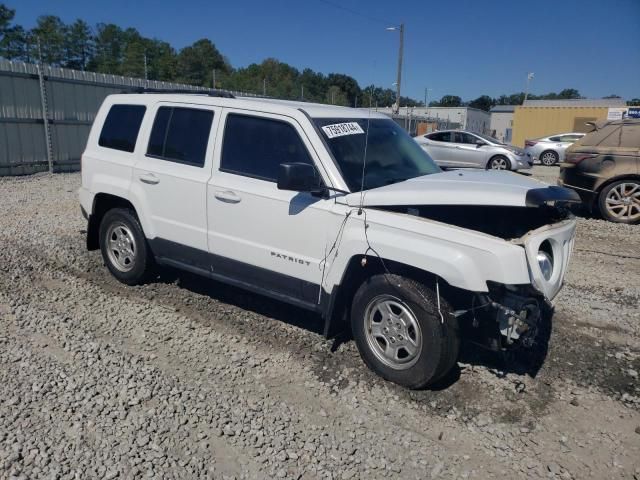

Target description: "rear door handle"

left=139, top=173, right=160, bottom=185
left=214, top=190, right=241, bottom=204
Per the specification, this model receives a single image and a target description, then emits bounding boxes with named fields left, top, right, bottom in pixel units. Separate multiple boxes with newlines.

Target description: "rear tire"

left=350, top=274, right=459, bottom=389
left=597, top=179, right=640, bottom=224
left=487, top=155, right=511, bottom=170
left=99, top=208, right=154, bottom=285
left=540, top=150, right=559, bottom=166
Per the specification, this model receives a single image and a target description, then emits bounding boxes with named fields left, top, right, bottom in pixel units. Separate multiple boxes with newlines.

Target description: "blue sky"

left=9, top=0, right=640, bottom=101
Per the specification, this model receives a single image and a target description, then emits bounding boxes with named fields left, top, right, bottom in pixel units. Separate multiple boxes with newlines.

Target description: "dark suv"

left=559, top=118, right=640, bottom=224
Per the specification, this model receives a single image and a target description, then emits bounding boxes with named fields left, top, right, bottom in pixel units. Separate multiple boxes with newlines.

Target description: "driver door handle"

left=214, top=190, right=241, bottom=204
left=139, top=173, right=160, bottom=185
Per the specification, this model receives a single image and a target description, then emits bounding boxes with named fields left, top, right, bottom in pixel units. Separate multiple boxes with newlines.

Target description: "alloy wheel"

left=605, top=182, right=640, bottom=222
left=364, top=295, right=422, bottom=370
left=105, top=222, right=137, bottom=272
left=541, top=151, right=558, bottom=166
left=490, top=157, right=508, bottom=170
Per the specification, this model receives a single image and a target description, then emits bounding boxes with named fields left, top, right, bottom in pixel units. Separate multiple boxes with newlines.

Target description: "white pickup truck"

left=79, top=91, right=579, bottom=388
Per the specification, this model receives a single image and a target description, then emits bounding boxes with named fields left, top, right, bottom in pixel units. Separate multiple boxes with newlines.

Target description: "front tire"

left=487, top=155, right=511, bottom=170
left=597, top=179, right=640, bottom=224
left=540, top=150, right=559, bottom=166
left=351, top=274, right=459, bottom=389
left=99, top=208, right=154, bottom=285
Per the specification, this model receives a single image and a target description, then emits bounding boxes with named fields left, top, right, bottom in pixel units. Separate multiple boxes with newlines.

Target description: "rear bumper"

left=558, top=164, right=599, bottom=208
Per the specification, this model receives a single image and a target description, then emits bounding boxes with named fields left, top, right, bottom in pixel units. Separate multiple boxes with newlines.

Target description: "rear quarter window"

left=98, top=104, right=146, bottom=153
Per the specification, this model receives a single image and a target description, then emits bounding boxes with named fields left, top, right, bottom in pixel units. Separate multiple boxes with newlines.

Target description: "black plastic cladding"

left=525, top=186, right=581, bottom=207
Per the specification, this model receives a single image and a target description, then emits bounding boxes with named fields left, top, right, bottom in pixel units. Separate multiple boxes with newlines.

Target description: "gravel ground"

left=0, top=166, right=638, bottom=480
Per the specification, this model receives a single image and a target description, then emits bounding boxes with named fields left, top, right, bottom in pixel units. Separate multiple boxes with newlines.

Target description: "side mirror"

left=277, top=163, right=321, bottom=192
left=475, top=140, right=485, bottom=148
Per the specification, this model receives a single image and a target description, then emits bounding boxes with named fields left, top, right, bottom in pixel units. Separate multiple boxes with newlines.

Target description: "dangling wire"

left=358, top=86, right=374, bottom=214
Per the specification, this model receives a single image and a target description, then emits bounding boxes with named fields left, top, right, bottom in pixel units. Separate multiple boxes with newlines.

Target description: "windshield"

left=476, top=132, right=504, bottom=145
left=314, top=118, right=441, bottom=192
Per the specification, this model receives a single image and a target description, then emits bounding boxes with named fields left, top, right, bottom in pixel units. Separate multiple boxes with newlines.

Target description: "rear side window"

left=99, top=104, right=146, bottom=152
left=427, top=131, right=452, bottom=142
left=221, top=114, right=313, bottom=181
left=147, top=107, right=214, bottom=167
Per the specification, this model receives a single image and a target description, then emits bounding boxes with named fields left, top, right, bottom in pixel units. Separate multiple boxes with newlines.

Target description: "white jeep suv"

left=79, top=90, right=579, bottom=389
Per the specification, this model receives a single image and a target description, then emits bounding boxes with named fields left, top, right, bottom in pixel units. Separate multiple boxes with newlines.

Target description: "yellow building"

left=511, top=99, right=627, bottom=147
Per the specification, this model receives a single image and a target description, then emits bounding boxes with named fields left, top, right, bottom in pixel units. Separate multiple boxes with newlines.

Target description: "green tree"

left=468, top=95, right=494, bottom=111
left=325, top=85, right=348, bottom=106
left=326, top=73, right=361, bottom=107
left=31, top=15, right=66, bottom=65
left=120, top=28, right=147, bottom=77
left=177, top=38, right=229, bottom=87
left=0, top=3, right=14, bottom=36
left=627, top=99, right=640, bottom=106
left=88, top=23, right=125, bottom=74
left=436, top=95, right=462, bottom=107
left=64, top=19, right=93, bottom=70
left=603, top=94, right=621, bottom=99
left=555, top=88, right=582, bottom=99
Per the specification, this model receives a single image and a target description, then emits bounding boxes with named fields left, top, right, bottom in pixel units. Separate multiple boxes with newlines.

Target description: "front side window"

left=221, top=114, right=313, bottom=181
left=315, top=118, right=441, bottom=192
left=99, top=104, right=146, bottom=152
left=147, top=106, right=214, bottom=167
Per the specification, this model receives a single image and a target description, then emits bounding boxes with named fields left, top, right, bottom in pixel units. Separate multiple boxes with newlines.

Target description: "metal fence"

left=388, top=113, right=461, bottom=137
left=0, top=59, right=255, bottom=176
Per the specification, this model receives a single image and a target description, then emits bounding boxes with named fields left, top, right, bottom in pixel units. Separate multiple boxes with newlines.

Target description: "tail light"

left=565, top=153, right=597, bottom=164
left=525, top=140, right=537, bottom=147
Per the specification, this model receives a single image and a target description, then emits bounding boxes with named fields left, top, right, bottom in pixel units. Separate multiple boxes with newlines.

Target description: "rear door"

left=421, top=131, right=456, bottom=166
left=131, top=102, right=221, bottom=265
left=206, top=109, right=335, bottom=307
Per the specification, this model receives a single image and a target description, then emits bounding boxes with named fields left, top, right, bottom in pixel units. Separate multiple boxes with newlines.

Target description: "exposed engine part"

left=492, top=293, right=541, bottom=347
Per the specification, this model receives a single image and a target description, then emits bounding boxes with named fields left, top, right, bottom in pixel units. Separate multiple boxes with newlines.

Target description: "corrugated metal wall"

left=0, top=59, right=255, bottom=176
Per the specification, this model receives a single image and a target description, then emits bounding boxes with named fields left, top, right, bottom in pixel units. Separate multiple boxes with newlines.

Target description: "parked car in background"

left=559, top=119, right=640, bottom=224
left=525, top=132, right=585, bottom=166
left=414, top=130, right=532, bottom=171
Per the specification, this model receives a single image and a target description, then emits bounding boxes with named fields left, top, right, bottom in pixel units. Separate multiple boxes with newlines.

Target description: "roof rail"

left=123, top=87, right=235, bottom=98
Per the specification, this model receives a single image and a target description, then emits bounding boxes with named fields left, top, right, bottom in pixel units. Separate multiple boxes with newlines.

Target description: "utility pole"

left=301, top=84, right=304, bottom=100
left=524, top=72, right=534, bottom=102
left=387, top=23, right=404, bottom=114
left=212, top=69, right=216, bottom=89
left=143, top=53, right=148, bottom=81
left=263, top=78, right=266, bottom=96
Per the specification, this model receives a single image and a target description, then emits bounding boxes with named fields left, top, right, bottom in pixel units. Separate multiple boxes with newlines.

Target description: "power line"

left=315, top=0, right=392, bottom=26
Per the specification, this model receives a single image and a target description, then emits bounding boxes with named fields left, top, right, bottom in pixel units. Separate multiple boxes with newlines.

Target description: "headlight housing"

left=536, top=249, right=553, bottom=281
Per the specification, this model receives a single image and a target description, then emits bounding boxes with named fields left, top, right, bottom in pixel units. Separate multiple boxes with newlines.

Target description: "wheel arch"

left=321, top=255, right=470, bottom=338
left=87, top=193, right=138, bottom=250
left=593, top=174, right=640, bottom=213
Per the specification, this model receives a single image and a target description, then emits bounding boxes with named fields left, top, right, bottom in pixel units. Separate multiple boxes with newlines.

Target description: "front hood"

left=345, top=170, right=580, bottom=208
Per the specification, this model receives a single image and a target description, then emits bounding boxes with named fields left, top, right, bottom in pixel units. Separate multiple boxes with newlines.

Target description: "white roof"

left=106, top=93, right=389, bottom=119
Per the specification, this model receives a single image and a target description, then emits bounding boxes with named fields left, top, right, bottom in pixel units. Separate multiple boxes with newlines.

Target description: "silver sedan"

left=524, top=132, right=585, bottom=166
left=414, top=130, right=532, bottom=170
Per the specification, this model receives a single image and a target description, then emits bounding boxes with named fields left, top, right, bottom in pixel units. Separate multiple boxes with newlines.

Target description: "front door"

left=131, top=102, right=220, bottom=265
left=449, top=132, right=487, bottom=167
left=206, top=110, right=335, bottom=307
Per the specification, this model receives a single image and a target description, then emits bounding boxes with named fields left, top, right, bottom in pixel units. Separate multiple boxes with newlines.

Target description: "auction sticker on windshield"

left=321, top=122, right=365, bottom=139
